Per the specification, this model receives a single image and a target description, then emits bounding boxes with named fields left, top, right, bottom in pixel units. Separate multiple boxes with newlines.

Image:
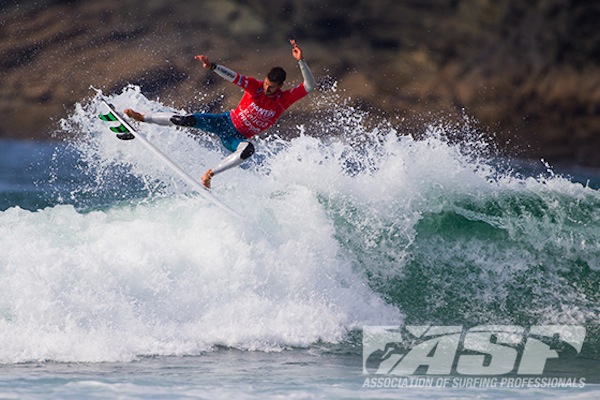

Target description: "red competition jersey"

left=229, top=75, right=308, bottom=138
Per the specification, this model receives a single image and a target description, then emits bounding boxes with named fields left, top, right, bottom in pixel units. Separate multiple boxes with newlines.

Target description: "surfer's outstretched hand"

left=195, top=54, right=213, bottom=70
left=290, top=39, right=303, bottom=61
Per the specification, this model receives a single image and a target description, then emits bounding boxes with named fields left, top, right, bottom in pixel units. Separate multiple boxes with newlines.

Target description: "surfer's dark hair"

left=268, top=67, right=286, bottom=84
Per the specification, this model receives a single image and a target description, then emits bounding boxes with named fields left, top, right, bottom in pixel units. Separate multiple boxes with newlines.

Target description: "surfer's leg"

left=135, top=111, right=251, bottom=188
left=201, top=141, right=255, bottom=189
left=124, top=109, right=198, bottom=127
left=190, top=112, right=255, bottom=188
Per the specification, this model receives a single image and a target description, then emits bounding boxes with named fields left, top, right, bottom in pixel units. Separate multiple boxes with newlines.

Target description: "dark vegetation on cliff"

left=1, top=0, right=599, bottom=166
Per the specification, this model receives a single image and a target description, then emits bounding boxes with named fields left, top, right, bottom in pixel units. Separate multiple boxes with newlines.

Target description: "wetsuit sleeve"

left=298, top=60, right=316, bottom=92
left=212, top=63, right=238, bottom=83
left=212, top=63, right=260, bottom=91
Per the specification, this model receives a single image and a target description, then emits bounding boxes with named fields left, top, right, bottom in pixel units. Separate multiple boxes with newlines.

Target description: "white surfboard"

left=98, top=100, right=243, bottom=219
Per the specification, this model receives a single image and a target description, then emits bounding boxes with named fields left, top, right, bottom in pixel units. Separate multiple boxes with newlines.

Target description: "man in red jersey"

left=125, top=39, right=316, bottom=189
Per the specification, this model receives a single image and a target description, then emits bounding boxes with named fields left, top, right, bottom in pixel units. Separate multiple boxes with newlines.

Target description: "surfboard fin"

left=99, top=111, right=136, bottom=140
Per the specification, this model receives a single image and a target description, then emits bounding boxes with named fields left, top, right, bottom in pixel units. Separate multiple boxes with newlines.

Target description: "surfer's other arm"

left=195, top=55, right=238, bottom=83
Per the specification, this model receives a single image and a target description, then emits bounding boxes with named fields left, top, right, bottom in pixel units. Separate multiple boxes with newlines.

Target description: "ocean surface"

left=1, top=86, right=599, bottom=398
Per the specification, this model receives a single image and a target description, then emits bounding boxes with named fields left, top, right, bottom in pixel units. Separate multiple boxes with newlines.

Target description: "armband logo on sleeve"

left=215, top=65, right=237, bottom=81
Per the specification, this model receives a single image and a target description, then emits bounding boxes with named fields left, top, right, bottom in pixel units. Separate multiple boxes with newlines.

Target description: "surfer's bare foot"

left=201, top=169, right=214, bottom=189
left=124, top=109, right=145, bottom=122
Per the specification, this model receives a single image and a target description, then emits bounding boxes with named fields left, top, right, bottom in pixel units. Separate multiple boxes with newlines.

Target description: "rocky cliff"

left=1, top=0, right=599, bottom=166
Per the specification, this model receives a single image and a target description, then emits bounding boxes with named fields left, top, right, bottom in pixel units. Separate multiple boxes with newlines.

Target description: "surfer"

left=124, top=39, right=316, bottom=189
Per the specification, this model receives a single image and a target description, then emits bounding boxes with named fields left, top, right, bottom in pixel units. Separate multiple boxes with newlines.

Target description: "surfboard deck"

left=98, top=100, right=243, bottom=219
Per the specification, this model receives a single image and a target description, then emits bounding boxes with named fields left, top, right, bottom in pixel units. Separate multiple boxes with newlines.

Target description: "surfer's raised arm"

left=290, top=39, right=316, bottom=93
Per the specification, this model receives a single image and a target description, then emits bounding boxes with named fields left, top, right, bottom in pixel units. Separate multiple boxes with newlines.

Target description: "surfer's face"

left=263, top=78, right=282, bottom=96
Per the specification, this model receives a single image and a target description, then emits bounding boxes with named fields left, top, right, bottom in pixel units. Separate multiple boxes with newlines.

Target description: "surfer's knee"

left=238, top=141, right=255, bottom=160
left=170, top=114, right=198, bottom=127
